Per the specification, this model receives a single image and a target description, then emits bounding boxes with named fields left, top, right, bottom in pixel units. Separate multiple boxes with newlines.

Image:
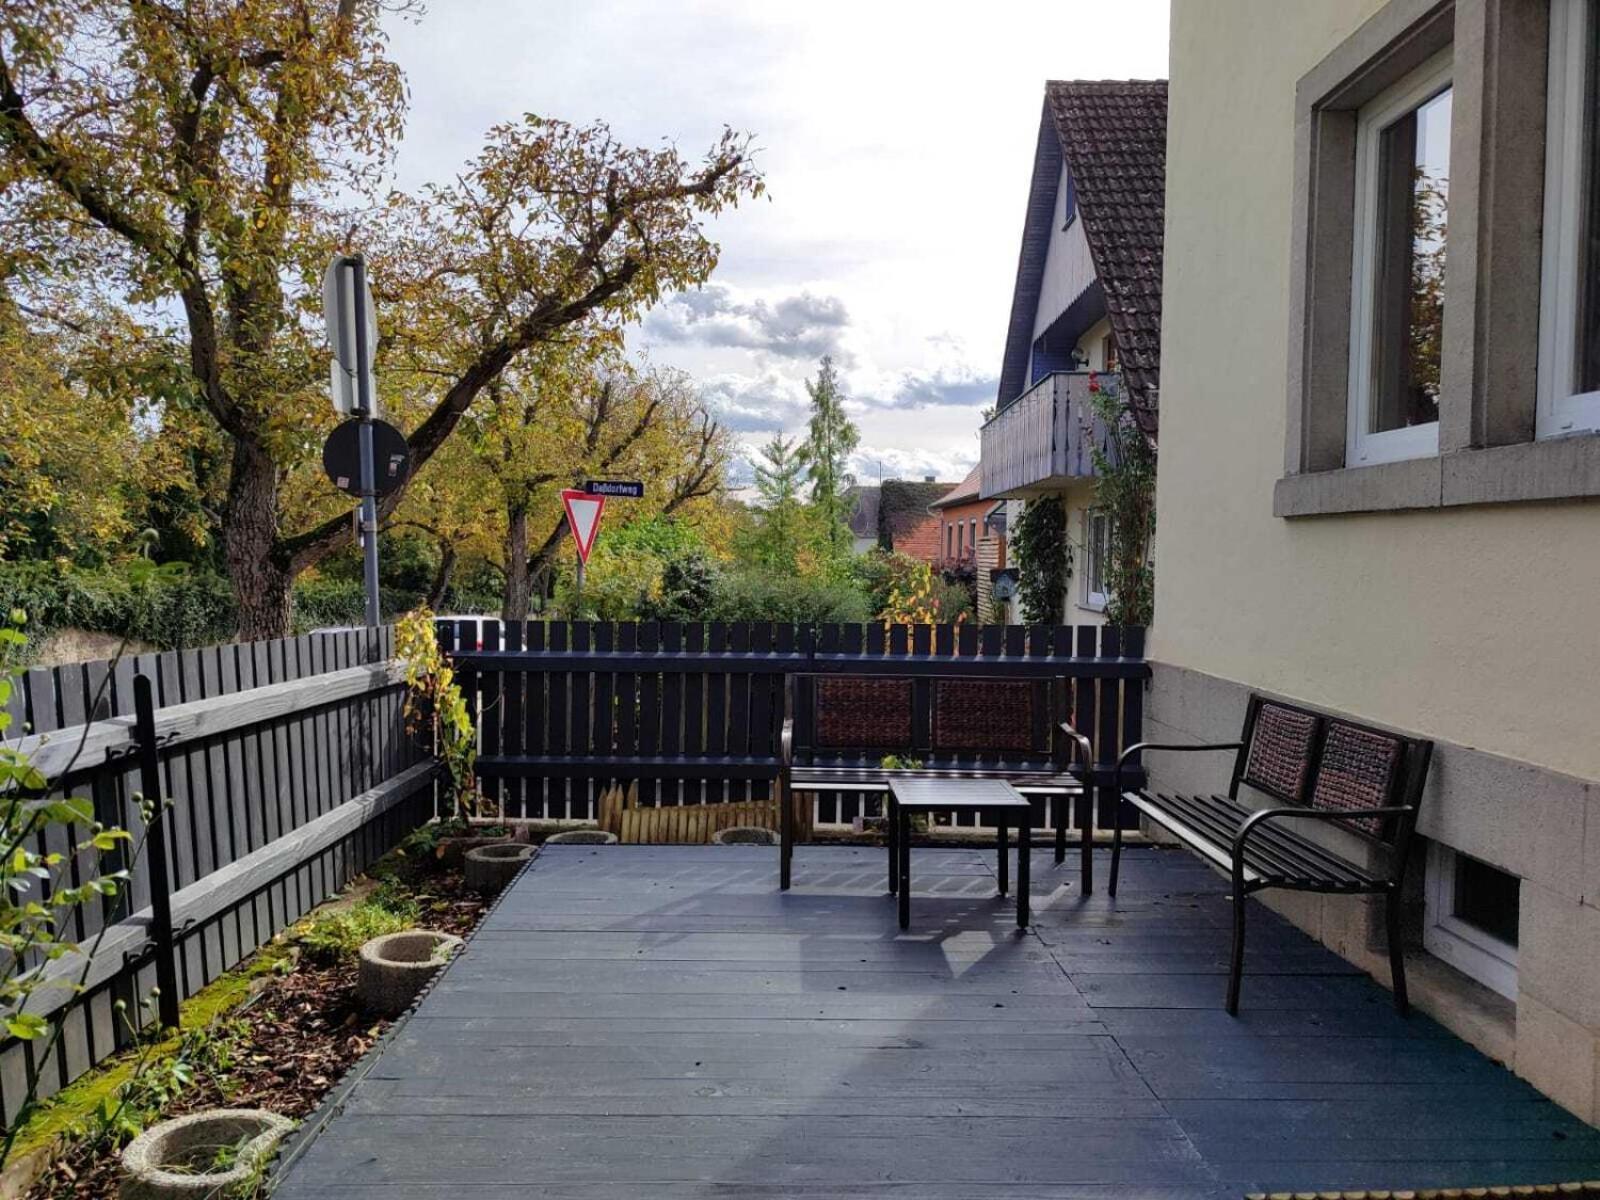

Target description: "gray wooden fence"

left=1, top=628, right=434, bottom=1126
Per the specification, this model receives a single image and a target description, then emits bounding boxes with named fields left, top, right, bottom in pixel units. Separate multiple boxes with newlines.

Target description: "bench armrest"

left=1231, top=805, right=1417, bottom=866
left=1058, top=720, right=1094, bottom=775
left=780, top=717, right=794, bottom=768
left=1113, top=741, right=1244, bottom=796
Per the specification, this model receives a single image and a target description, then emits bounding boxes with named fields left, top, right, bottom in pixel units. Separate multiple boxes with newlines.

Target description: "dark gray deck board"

left=274, top=845, right=1600, bottom=1199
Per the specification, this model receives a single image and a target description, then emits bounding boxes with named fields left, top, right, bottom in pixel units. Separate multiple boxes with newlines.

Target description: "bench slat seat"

left=793, top=765, right=1083, bottom=795
left=1127, top=791, right=1381, bottom=891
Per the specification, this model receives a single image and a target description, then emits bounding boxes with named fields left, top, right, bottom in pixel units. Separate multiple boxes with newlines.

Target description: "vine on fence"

left=1011, top=496, right=1070, bottom=625
left=1089, top=374, right=1156, bottom=627
left=395, top=609, right=479, bottom=823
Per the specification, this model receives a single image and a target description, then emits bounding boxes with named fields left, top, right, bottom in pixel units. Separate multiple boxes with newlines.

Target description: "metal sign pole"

left=350, top=255, right=381, bottom=629
left=574, top=557, right=585, bottom=618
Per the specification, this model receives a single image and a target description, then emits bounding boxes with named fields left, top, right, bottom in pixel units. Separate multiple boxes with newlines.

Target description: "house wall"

left=1158, top=0, right=1600, bottom=1121
left=1032, top=169, right=1098, bottom=344
left=1076, top=317, right=1115, bottom=371
left=935, top=498, right=994, bottom=565
left=998, top=485, right=1107, bottom=627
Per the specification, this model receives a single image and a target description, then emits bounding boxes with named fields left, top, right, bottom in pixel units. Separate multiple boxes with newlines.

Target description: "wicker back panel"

left=1311, top=721, right=1403, bottom=838
left=932, top=681, right=1035, bottom=752
left=814, top=678, right=913, bottom=749
left=1242, top=703, right=1320, bottom=802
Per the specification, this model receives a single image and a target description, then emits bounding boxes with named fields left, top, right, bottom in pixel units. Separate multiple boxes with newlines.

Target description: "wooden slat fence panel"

left=458, top=620, right=1148, bottom=834
left=0, top=626, right=426, bottom=1127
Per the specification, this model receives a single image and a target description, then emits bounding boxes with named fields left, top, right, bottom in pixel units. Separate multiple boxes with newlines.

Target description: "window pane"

left=1452, top=853, right=1520, bottom=948
left=1371, top=86, right=1450, bottom=432
left=1578, top=8, right=1600, bottom=393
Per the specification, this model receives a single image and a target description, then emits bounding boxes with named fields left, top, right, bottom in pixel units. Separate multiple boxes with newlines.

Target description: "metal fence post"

left=132, top=674, right=181, bottom=1030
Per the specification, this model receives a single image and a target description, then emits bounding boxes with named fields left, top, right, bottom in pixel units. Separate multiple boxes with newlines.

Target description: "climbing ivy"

left=1011, top=496, right=1070, bottom=625
left=1089, top=376, right=1156, bottom=627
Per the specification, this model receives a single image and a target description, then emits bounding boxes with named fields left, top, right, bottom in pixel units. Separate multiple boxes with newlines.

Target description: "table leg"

left=997, top=820, right=1009, bottom=897
left=886, top=796, right=898, bottom=895
left=1054, top=795, right=1067, bottom=864
left=897, top=807, right=911, bottom=930
left=1018, top=819, right=1032, bottom=928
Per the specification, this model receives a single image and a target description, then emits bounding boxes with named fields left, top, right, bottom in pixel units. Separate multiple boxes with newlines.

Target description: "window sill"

left=1078, top=598, right=1108, bottom=615
left=1274, top=433, right=1600, bottom=516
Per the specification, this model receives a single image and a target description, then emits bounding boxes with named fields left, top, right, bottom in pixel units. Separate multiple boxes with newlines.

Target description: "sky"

left=384, top=1, right=1170, bottom=488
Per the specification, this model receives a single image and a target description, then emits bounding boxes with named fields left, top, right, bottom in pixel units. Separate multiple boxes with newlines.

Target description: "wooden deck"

left=274, top=845, right=1600, bottom=1199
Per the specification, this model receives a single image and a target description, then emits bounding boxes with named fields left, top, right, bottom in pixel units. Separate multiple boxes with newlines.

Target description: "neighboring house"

left=845, top=486, right=881, bottom=555
left=1156, top=0, right=1600, bottom=1123
left=876, top=477, right=953, bottom=564
left=930, top=467, right=1009, bottom=621
left=978, top=79, right=1167, bottom=624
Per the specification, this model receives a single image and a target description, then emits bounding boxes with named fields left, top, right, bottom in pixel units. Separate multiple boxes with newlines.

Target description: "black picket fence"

left=445, top=620, right=1149, bottom=834
left=1, top=628, right=431, bottom=1126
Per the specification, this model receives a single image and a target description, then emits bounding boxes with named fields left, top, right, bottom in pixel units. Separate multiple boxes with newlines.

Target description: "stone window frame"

left=1276, top=0, right=1600, bottom=517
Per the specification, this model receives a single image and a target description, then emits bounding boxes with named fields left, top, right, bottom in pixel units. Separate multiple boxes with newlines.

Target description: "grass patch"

left=288, top=878, right=419, bottom=967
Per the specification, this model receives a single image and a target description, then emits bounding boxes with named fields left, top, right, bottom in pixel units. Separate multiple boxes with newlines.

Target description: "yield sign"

left=560, top=488, right=605, bottom=564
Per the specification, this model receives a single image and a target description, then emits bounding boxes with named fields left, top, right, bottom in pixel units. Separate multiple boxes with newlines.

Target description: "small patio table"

left=886, top=778, right=1033, bottom=930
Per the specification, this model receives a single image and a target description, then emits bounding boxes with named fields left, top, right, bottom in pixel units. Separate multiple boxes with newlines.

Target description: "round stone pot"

left=357, top=929, right=463, bottom=1016
left=545, top=829, right=618, bottom=845
left=434, top=833, right=512, bottom=871
left=464, top=842, right=537, bottom=893
left=712, top=826, right=778, bottom=845
left=120, top=1108, right=293, bottom=1199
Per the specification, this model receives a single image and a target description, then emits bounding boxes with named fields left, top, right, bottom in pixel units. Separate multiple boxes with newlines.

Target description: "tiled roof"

left=930, top=466, right=982, bottom=509
left=1045, top=80, right=1166, bottom=438
left=846, top=486, right=880, bottom=540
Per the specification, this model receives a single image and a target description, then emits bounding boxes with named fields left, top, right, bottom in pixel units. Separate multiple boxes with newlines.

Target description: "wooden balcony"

left=979, top=370, right=1110, bottom=499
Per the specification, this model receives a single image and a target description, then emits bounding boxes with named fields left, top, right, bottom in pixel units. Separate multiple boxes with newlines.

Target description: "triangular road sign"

left=561, top=488, right=605, bottom=564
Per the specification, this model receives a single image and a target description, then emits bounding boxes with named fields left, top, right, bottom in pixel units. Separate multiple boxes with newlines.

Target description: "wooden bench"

left=782, top=671, right=1094, bottom=890
left=1110, top=694, right=1433, bottom=1015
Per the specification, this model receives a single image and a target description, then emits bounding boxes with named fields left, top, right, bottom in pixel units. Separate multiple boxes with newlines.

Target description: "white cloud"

left=381, top=0, right=1170, bottom=470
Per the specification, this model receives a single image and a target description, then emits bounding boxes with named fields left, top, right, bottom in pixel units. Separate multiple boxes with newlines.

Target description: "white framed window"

left=1346, top=50, right=1452, bottom=467
left=1081, top=510, right=1110, bottom=612
left=1423, top=844, right=1519, bottom=1001
left=1537, top=0, right=1600, bottom=439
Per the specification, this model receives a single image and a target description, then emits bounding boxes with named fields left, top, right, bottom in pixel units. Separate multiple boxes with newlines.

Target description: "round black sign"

left=322, top=418, right=410, bottom=498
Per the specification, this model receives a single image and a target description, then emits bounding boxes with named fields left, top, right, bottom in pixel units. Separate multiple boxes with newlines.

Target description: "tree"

left=748, top=434, right=809, bottom=571
left=803, top=355, right=858, bottom=557
left=439, top=355, right=729, bottom=622
left=0, top=2, right=762, bottom=637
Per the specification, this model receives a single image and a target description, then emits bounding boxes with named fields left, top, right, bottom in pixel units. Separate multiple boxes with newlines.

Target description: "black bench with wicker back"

left=785, top=668, right=1097, bottom=888
left=1110, top=694, right=1434, bottom=1014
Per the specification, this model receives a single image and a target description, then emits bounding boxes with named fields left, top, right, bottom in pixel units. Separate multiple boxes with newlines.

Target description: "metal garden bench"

left=782, top=671, right=1094, bottom=890
left=1109, top=695, right=1434, bottom=1014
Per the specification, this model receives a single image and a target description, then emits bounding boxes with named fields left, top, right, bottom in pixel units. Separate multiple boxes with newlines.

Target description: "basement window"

left=1424, top=844, right=1519, bottom=1000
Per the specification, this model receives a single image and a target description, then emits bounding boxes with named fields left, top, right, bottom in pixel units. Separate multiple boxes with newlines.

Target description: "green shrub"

left=0, top=562, right=236, bottom=650
left=706, top=570, right=872, bottom=623
left=289, top=576, right=414, bottom=631
left=290, top=889, right=419, bottom=967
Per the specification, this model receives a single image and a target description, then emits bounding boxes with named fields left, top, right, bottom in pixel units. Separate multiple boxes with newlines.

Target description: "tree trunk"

left=427, top=542, right=457, bottom=611
left=501, top=502, right=532, bottom=623
left=226, top=438, right=294, bottom=640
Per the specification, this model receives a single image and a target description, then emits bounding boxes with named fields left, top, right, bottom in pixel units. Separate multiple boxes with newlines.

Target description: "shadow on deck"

left=273, top=845, right=1600, bottom=1199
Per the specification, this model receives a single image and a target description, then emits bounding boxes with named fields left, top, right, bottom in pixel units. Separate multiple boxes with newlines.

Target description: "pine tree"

left=803, top=355, right=859, bottom=557
left=751, top=434, right=809, bottom=570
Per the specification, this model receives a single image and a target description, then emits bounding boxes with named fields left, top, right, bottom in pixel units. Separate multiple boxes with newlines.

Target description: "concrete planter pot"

left=434, top=833, right=512, bottom=870
left=357, top=929, right=463, bottom=1016
left=545, top=829, right=618, bottom=845
left=120, top=1108, right=293, bottom=1199
left=464, top=842, right=537, bottom=893
left=712, top=826, right=778, bottom=845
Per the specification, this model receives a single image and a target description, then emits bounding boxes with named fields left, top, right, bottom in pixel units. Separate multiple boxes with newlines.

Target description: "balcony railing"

left=979, top=370, right=1112, bottom=499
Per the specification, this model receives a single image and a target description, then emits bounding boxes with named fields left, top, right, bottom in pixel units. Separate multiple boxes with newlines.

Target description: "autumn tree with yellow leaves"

left=0, top=0, right=762, bottom=637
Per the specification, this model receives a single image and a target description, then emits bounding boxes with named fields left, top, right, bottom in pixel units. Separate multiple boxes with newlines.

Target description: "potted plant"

left=395, top=609, right=513, bottom=868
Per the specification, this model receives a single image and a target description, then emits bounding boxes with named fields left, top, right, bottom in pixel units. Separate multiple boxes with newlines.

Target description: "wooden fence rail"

left=447, top=620, right=1148, bottom=836
left=1, top=628, right=428, bottom=1126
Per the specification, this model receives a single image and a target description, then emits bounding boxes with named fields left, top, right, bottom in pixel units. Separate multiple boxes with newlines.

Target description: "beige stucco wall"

left=1156, top=0, right=1600, bottom=785
left=1157, top=0, right=1600, bottom=1123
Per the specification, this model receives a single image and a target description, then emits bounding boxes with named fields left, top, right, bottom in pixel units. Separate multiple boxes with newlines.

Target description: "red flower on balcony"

left=1088, top=371, right=1100, bottom=394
